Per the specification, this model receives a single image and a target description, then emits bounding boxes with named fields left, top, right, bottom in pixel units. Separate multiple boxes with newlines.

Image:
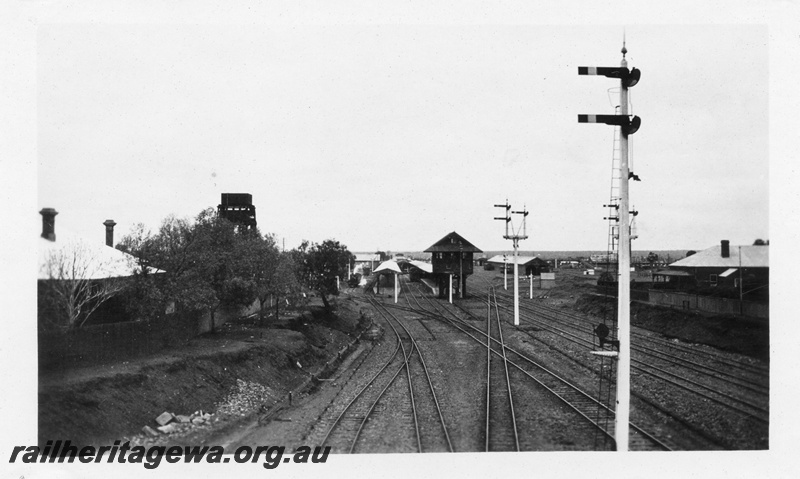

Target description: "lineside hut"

left=424, top=232, right=482, bottom=299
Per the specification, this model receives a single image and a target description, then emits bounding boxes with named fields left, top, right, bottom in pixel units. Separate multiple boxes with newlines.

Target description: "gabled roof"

left=486, top=254, right=541, bottom=266
left=669, top=245, right=769, bottom=269
left=424, top=231, right=482, bottom=253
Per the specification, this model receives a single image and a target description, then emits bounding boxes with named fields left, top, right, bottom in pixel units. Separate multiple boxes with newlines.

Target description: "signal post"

left=494, top=200, right=529, bottom=326
left=578, top=40, right=642, bottom=451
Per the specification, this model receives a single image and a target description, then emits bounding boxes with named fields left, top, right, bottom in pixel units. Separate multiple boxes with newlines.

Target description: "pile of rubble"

left=136, top=410, right=215, bottom=443
left=129, top=379, right=276, bottom=446
left=217, top=379, right=276, bottom=417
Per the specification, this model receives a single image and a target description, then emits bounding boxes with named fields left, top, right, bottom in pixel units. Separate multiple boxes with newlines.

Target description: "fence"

left=648, top=290, right=769, bottom=319
left=39, top=301, right=262, bottom=372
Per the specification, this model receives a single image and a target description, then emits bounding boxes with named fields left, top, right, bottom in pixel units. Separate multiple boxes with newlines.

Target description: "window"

left=709, top=274, right=718, bottom=286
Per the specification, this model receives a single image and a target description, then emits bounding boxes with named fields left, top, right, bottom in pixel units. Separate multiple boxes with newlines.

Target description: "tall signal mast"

left=577, top=39, right=642, bottom=451
left=494, top=200, right=528, bottom=326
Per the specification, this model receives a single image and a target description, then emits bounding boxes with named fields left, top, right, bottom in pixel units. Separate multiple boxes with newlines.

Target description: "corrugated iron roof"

left=39, top=230, right=141, bottom=280
left=354, top=253, right=381, bottom=262
left=373, top=260, right=402, bottom=274
left=424, top=231, right=482, bottom=253
left=486, top=254, right=540, bottom=266
left=652, top=269, right=693, bottom=277
left=669, top=244, right=768, bottom=269
left=409, top=260, right=433, bottom=273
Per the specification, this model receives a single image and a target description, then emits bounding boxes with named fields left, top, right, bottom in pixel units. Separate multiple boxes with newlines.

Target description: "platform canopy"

left=409, top=260, right=433, bottom=274
left=373, top=260, right=402, bottom=274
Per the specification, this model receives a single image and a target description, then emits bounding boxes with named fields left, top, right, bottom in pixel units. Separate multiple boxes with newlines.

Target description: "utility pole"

left=495, top=200, right=529, bottom=326
left=578, top=38, right=642, bottom=452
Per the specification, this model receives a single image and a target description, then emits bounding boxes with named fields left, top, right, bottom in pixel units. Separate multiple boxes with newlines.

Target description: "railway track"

left=493, top=282, right=769, bottom=381
left=398, top=277, right=669, bottom=451
left=485, top=287, right=520, bottom=451
left=472, top=282, right=769, bottom=424
left=314, top=294, right=452, bottom=453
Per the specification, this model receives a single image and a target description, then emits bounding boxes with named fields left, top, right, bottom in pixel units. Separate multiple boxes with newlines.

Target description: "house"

left=38, top=208, right=144, bottom=327
left=664, top=240, right=769, bottom=300
left=424, top=231, right=482, bottom=299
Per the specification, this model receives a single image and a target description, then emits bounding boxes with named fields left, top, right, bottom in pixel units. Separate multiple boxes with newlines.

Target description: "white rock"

left=155, top=411, right=175, bottom=426
left=157, top=424, right=178, bottom=434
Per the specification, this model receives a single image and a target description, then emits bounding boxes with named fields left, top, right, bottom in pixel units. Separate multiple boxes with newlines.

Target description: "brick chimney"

left=40, top=208, right=58, bottom=241
left=721, top=240, right=730, bottom=258
left=103, top=219, right=117, bottom=247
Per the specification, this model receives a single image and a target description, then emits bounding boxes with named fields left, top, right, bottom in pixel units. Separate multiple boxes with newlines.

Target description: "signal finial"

left=622, top=31, right=627, bottom=58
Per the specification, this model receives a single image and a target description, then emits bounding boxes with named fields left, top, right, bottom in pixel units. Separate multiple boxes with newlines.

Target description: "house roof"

left=669, top=244, right=769, bottom=269
left=424, top=231, right=482, bottom=253
left=486, top=254, right=541, bottom=266
left=354, top=253, right=381, bottom=262
left=652, top=269, right=693, bottom=277
left=39, top=230, right=141, bottom=280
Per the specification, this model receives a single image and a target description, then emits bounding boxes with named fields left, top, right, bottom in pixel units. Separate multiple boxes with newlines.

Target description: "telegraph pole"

left=578, top=39, right=642, bottom=452
left=495, top=200, right=529, bottom=326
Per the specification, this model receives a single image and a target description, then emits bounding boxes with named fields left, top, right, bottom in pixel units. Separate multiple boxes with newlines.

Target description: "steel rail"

left=395, top=282, right=671, bottom=451
left=472, top=287, right=769, bottom=422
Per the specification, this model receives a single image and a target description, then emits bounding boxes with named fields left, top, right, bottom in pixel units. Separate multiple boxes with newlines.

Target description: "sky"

left=34, top=21, right=771, bottom=254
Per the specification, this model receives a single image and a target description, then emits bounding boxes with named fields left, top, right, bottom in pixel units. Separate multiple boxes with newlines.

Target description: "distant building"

left=353, top=253, right=381, bottom=275
left=486, top=255, right=550, bottom=276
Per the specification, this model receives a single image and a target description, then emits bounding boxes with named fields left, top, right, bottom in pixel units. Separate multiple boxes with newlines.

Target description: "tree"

left=187, top=208, right=259, bottom=331
left=298, top=239, right=355, bottom=311
left=118, top=209, right=261, bottom=330
left=40, top=240, right=128, bottom=328
left=753, top=239, right=768, bottom=246
left=273, top=251, right=305, bottom=317
left=117, top=215, right=197, bottom=317
left=686, top=250, right=697, bottom=257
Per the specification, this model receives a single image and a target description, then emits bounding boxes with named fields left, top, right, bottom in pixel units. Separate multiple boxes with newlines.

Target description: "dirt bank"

left=574, top=294, right=769, bottom=361
left=38, top=295, right=367, bottom=448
